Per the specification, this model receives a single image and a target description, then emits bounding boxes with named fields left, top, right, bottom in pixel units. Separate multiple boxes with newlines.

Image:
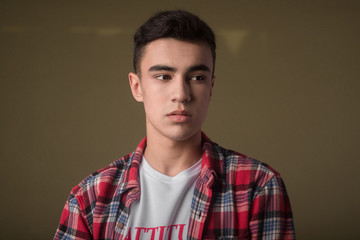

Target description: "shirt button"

left=117, top=223, right=124, bottom=229
left=131, top=189, right=138, bottom=194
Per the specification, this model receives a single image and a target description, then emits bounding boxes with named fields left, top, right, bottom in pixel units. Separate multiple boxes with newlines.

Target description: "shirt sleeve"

left=249, top=175, right=295, bottom=239
left=54, top=194, right=92, bottom=240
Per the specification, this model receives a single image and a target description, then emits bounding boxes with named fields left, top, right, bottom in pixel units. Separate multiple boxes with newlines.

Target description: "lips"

left=167, top=110, right=192, bottom=123
left=167, top=110, right=192, bottom=117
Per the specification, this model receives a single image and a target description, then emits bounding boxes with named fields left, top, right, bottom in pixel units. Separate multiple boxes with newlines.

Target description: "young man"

left=54, top=10, right=295, bottom=239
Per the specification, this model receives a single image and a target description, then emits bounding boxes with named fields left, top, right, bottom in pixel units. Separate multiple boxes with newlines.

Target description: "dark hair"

left=133, top=10, right=216, bottom=75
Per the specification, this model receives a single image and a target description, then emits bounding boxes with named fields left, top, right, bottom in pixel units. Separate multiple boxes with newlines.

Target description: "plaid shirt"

left=55, top=133, right=295, bottom=239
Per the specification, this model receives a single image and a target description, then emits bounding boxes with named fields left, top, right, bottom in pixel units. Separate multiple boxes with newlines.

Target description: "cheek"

left=196, top=96, right=211, bottom=115
left=198, top=91, right=212, bottom=114
left=196, top=88, right=212, bottom=104
left=142, top=95, right=163, bottom=113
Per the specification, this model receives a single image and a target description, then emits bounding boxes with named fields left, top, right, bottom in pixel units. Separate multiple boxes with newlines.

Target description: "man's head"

left=133, top=10, right=216, bottom=76
left=129, top=10, right=216, bottom=142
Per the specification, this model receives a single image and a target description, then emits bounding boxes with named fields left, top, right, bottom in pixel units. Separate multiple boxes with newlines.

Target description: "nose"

left=171, top=77, right=191, bottom=103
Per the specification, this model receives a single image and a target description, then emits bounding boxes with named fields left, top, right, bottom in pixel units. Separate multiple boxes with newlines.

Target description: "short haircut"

left=133, top=10, right=216, bottom=75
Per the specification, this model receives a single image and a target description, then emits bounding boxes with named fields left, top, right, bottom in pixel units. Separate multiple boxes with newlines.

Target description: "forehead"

left=140, top=38, right=213, bottom=72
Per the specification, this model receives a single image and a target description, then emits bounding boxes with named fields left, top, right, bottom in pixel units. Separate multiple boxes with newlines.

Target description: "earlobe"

left=129, top=72, right=143, bottom=102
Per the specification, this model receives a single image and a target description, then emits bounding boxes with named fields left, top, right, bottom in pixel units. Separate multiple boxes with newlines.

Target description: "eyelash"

left=155, top=74, right=172, bottom=80
left=189, top=75, right=205, bottom=81
left=155, top=74, right=206, bottom=81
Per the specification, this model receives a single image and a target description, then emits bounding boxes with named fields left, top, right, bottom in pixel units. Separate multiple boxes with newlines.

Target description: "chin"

left=165, top=128, right=201, bottom=142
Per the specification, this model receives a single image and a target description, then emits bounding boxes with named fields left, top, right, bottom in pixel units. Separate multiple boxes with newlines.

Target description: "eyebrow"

left=187, top=64, right=211, bottom=73
left=148, top=65, right=176, bottom=72
left=148, top=64, right=211, bottom=74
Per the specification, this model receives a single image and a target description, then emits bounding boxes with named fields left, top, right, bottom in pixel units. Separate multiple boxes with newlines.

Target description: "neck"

left=144, top=131, right=202, bottom=177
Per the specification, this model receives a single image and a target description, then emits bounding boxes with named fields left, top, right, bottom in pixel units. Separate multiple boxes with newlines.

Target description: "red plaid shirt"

left=55, top=133, right=295, bottom=239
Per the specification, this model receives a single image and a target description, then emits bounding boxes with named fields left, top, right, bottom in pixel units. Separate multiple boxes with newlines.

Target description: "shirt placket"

left=187, top=169, right=214, bottom=240
left=113, top=187, right=141, bottom=239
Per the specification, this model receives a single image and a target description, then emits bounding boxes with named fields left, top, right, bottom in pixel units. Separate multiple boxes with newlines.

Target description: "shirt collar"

left=119, top=132, right=222, bottom=193
left=200, top=132, right=221, bottom=188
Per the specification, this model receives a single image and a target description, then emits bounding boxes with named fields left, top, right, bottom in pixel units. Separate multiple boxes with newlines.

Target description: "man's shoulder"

left=69, top=153, right=133, bottom=200
left=224, top=146, right=279, bottom=175
left=212, top=142, right=280, bottom=187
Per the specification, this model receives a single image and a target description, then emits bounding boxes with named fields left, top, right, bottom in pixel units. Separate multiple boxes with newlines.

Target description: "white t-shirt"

left=124, top=157, right=201, bottom=240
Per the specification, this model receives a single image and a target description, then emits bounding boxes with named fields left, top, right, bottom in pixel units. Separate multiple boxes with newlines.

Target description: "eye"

left=155, top=74, right=172, bottom=80
left=189, top=75, right=205, bottom=81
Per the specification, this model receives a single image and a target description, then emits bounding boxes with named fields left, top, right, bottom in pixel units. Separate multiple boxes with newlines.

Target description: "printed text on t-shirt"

left=124, top=224, right=186, bottom=240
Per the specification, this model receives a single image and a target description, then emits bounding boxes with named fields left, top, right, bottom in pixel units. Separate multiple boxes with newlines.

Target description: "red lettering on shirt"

left=177, top=224, right=185, bottom=240
left=167, top=225, right=177, bottom=240
left=126, top=224, right=186, bottom=240
left=158, top=226, right=166, bottom=240
left=124, top=228, right=131, bottom=240
left=145, top=227, right=158, bottom=240
left=134, top=227, right=146, bottom=240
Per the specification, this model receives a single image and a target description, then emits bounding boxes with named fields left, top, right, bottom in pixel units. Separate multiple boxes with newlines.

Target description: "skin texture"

left=129, top=38, right=215, bottom=176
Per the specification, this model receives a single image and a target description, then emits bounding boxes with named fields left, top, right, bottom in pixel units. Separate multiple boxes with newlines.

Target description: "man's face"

left=129, top=38, right=215, bottom=142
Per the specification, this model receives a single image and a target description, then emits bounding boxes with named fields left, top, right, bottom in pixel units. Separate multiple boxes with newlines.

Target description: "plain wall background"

left=1, top=1, right=359, bottom=239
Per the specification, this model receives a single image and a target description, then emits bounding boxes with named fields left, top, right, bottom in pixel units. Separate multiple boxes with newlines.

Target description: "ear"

left=129, top=72, right=143, bottom=102
left=210, top=75, right=216, bottom=97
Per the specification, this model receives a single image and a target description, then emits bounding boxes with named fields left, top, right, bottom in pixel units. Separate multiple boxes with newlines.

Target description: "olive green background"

left=1, top=1, right=359, bottom=239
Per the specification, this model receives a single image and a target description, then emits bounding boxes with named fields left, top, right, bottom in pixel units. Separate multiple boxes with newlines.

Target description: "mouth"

left=167, top=110, right=192, bottom=117
left=167, top=110, right=192, bottom=123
